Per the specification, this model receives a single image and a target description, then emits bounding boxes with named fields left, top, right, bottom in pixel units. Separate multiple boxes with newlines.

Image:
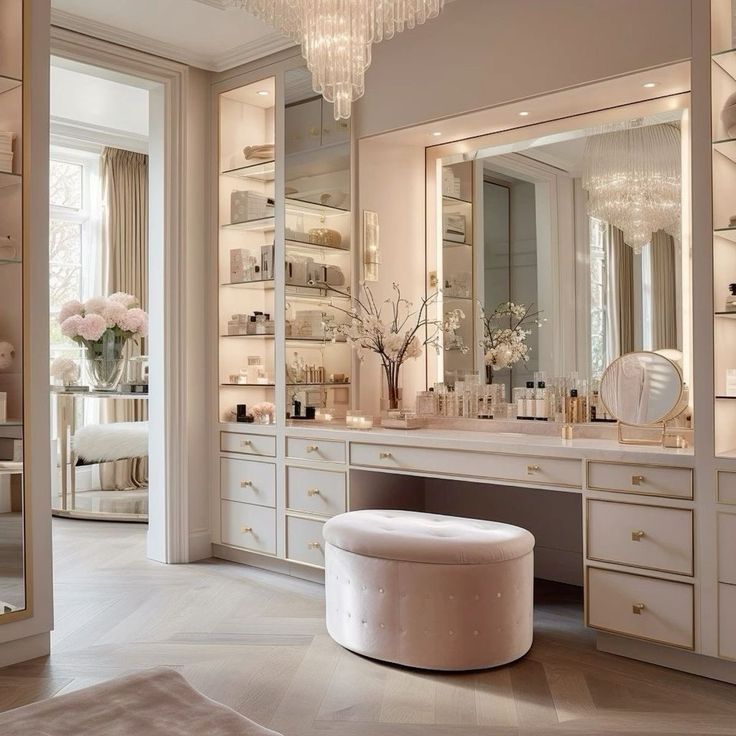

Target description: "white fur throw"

left=73, top=421, right=149, bottom=463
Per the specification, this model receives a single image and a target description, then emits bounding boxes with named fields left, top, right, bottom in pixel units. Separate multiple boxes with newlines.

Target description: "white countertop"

left=283, top=423, right=694, bottom=465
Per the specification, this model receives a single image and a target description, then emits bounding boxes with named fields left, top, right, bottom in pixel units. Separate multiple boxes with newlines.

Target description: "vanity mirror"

left=599, top=351, right=687, bottom=445
left=428, top=96, right=691, bottom=425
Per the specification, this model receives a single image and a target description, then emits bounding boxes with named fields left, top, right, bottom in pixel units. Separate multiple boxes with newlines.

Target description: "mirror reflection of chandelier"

left=227, top=1, right=445, bottom=120
left=582, top=123, right=681, bottom=254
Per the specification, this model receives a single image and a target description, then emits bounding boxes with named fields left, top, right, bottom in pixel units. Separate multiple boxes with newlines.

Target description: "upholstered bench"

left=323, top=509, right=535, bottom=671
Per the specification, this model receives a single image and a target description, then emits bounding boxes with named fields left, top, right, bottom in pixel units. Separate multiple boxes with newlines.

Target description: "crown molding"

left=50, top=8, right=294, bottom=72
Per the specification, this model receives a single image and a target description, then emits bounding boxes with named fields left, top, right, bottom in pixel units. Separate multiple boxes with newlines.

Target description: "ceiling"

left=50, top=0, right=295, bottom=71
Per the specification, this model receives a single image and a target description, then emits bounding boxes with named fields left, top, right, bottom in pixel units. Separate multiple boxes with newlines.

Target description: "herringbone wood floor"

left=0, top=519, right=735, bottom=735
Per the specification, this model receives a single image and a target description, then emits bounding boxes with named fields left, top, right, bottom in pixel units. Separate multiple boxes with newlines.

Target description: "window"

left=49, top=147, right=104, bottom=360
left=589, top=217, right=608, bottom=380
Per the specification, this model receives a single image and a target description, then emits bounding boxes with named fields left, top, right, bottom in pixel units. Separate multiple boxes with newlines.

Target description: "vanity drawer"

left=349, top=443, right=581, bottom=488
left=220, top=457, right=276, bottom=508
left=718, top=471, right=736, bottom=504
left=221, top=431, right=276, bottom=458
left=587, top=500, right=693, bottom=576
left=587, top=567, right=693, bottom=650
left=287, top=516, right=326, bottom=567
left=587, top=461, right=692, bottom=499
left=220, top=500, right=276, bottom=555
left=287, top=437, right=345, bottom=464
left=287, top=466, right=346, bottom=517
left=719, top=584, right=736, bottom=660
left=718, top=513, right=736, bottom=584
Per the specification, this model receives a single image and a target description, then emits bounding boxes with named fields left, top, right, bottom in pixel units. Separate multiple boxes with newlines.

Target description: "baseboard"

left=188, top=529, right=212, bottom=562
left=0, top=632, right=50, bottom=668
left=597, top=632, right=736, bottom=685
left=212, top=543, right=326, bottom=584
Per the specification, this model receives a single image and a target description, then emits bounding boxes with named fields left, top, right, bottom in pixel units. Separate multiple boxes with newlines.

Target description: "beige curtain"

left=606, top=224, right=634, bottom=359
left=650, top=229, right=678, bottom=350
left=102, top=147, right=149, bottom=488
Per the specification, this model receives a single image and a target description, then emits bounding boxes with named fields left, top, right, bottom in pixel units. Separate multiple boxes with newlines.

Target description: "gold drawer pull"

left=240, top=440, right=252, bottom=448
left=379, top=452, right=393, bottom=459
left=632, top=603, right=646, bottom=615
left=527, top=464, right=540, bottom=474
left=306, top=444, right=319, bottom=453
left=632, top=475, right=645, bottom=486
left=307, top=488, right=321, bottom=497
left=631, top=530, right=646, bottom=542
left=308, top=541, right=321, bottom=550
left=240, top=526, right=253, bottom=533
left=240, top=480, right=253, bottom=488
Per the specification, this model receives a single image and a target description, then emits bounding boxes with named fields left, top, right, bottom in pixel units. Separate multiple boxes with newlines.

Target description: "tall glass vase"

left=381, top=362, right=403, bottom=412
left=85, top=332, right=128, bottom=391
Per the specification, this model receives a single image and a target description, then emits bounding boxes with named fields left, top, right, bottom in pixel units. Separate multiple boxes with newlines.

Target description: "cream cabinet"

left=587, top=461, right=692, bottom=499
left=719, top=584, right=736, bottom=660
left=286, top=465, right=346, bottom=517
left=587, top=567, right=694, bottom=650
left=220, top=457, right=276, bottom=508
left=221, top=431, right=276, bottom=458
left=220, top=500, right=277, bottom=555
left=286, top=516, right=327, bottom=567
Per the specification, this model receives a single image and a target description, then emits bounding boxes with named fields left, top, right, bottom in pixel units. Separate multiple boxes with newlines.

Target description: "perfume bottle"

left=524, top=381, right=536, bottom=420
left=726, top=284, right=736, bottom=313
left=567, top=389, right=579, bottom=424
left=416, top=388, right=437, bottom=417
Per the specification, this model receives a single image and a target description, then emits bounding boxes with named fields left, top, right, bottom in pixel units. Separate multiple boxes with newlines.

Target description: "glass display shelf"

left=220, top=334, right=275, bottom=339
left=716, top=395, right=736, bottom=399
left=285, top=197, right=350, bottom=216
left=0, top=74, right=21, bottom=95
left=443, top=294, right=473, bottom=301
left=442, top=194, right=472, bottom=206
left=713, top=46, right=736, bottom=79
left=443, top=239, right=472, bottom=248
left=285, top=284, right=351, bottom=301
left=220, top=279, right=275, bottom=290
left=285, top=336, right=348, bottom=344
left=221, top=216, right=274, bottom=232
left=715, top=311, right=736, bottom=319
left=714, top=138, right=736, bottom=165
left=220, top=160, right=275, bottom=182
left=286, top=382, right=351, bottom=387
left=715, top=226, right=736, bottom=243
left=0, top=257, right=21, bottom=266
left=285, top=237, right=350, bottom=254
left=220, top=383, right=276, bottom=387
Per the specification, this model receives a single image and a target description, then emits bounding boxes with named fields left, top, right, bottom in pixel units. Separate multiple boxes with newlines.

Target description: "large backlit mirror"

left=430, top=97, right=691, bottom=402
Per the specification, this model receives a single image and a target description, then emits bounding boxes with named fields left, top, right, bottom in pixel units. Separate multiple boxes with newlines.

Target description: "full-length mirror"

left=432, top=99, right=690, bottom=420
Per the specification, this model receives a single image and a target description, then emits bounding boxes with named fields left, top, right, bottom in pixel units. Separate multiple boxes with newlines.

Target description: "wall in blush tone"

left=357, top=0, right=691, bottom=137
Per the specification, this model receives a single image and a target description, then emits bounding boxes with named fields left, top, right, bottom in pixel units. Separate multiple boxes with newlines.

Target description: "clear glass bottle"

left=416, top=388, right=437, bottom=417
left=727, top=283, right=736, bottom=312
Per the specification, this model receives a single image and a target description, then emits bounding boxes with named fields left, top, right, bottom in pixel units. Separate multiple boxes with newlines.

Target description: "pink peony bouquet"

left=58, top=293, right=148, bottom=347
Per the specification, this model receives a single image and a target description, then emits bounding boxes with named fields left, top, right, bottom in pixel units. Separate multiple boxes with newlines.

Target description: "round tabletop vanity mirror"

left=599, top=352, right=684, bottom=442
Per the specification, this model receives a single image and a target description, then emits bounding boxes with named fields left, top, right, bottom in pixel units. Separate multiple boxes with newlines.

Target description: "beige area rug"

left=0, top=668, right=283, bottom=736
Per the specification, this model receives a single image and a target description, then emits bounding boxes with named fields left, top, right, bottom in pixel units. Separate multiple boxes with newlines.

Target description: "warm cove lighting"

left=256, top=90, right=270, bottom=96
left=643, top=82, right=657, bottom=88
left=227, top=0, right=445, bottom=119
left=518, top=111, right=530, bottom=117
left=431, top=131, right=443, bottom=137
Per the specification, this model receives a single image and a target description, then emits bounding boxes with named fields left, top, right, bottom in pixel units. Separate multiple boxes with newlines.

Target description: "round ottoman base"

left=325, top=542, right=534, bottom=671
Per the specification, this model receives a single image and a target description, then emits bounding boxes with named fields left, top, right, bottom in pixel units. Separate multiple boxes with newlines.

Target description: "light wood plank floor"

left=1, top=519, right=735, bottom=735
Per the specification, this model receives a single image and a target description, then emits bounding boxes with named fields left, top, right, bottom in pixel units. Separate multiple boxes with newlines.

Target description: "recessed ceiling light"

left=518, top=111, right=530, bottom=117
left=256, top=90, right=270, bottom=96
left=431, top=131, right=443, bottom=137
left=643, top=82, right=657, bottom=88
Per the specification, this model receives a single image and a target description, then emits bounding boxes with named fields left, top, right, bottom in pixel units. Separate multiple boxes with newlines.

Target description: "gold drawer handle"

left=632, top=603, right=646, bottom=615
left=307, top=488, right=321, bottom=497
left=240, top=526, right=253, bottom=533
left=240, top=480, right=253, bottom=488
left=632, top=475, right=645, bottom=486
left=379, top=451, right=393, bottom=459
left=631, top=530, right=646, bottom=542
left=308, top=541, right=321, bottom=550
left=241, top=440, right=252, bottom=448
left=527, top=464, right=540, bottom=474
left=306, top=444, right=319, bottom=453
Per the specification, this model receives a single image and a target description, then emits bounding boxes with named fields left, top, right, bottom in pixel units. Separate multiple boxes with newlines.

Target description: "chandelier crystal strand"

left=582, top=123, right=681, bottom=254
left=228, top=0, right=444, bottom=119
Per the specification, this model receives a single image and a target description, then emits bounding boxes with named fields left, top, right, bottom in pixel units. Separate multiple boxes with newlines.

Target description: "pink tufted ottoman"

left=323, top=509, right=535, bottom=671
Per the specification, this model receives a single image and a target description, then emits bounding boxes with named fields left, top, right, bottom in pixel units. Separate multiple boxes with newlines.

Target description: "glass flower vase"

left=381, top=364, right=403, bottom=412
left=85, top=332, right=128, bottom=391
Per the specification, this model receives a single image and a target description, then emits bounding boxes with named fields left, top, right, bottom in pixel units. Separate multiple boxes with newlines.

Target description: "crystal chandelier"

left=227, top=1, right=445, bottom=119
left=582, top=123, right=681, bottom=254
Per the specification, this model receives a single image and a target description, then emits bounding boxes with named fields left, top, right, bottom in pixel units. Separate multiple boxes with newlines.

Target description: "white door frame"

left=50, top=27, right=191, bottom=563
